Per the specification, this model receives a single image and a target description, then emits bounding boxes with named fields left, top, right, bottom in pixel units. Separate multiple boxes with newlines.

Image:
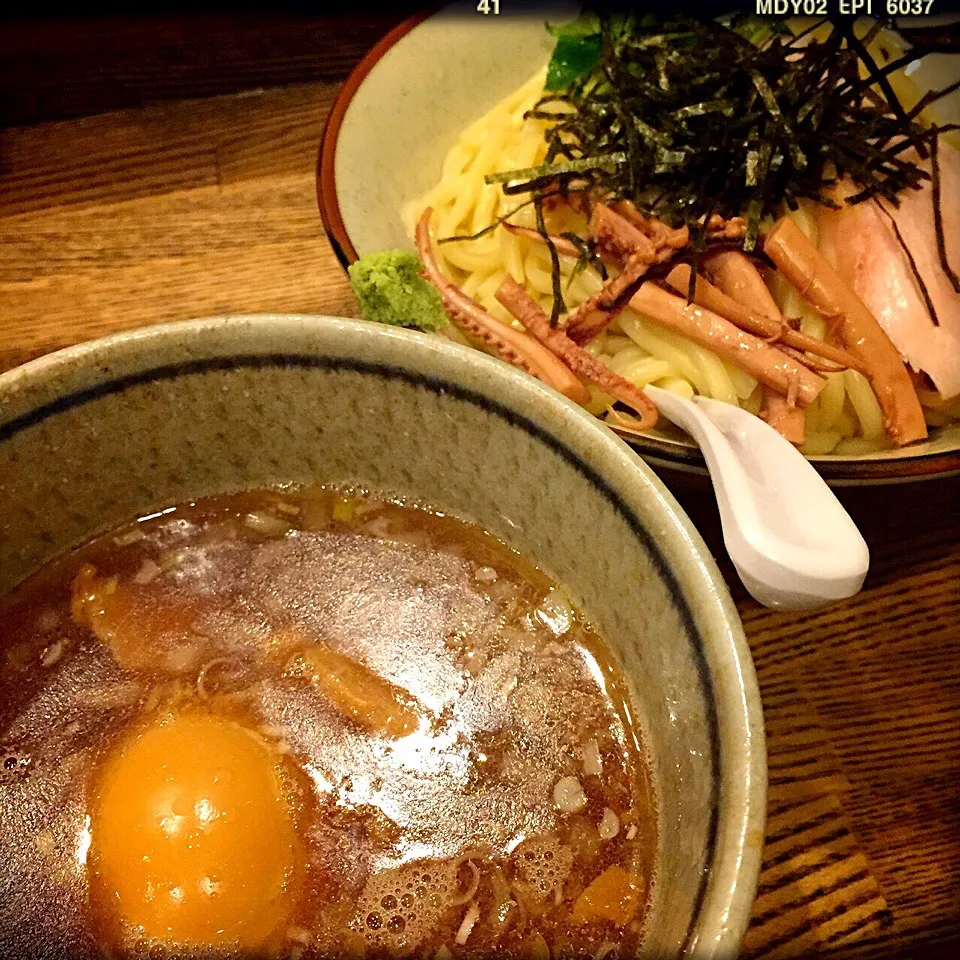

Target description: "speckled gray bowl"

left=0, top=315, right=765, bottom=958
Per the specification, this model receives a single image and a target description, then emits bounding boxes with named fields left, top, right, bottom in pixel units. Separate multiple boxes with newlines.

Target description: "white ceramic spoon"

left=626, top=385, right=870, bottom=610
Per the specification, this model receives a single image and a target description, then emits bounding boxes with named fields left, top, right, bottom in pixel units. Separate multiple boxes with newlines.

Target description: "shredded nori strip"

left=908, top=78, right=960, bottom=121
left=484, top=155, right=625, bottom=187
left=534, top=190, right=565, bottom=326
left=561, top=232, right=608, bottom=283
left=481, top=13, right=957, bottom=319
left=838, top=20, right=925, bottom=159
left=437, top=197, right=540, bottom=244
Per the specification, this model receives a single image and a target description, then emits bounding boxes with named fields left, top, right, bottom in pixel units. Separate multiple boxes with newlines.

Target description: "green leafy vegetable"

left=546, top=11, right=600, bottom=40
left=348, top=250, right=448, bottom=332
left=544, top=11, right=639, bottom=91
left=546, top=30, right=602, bottom=92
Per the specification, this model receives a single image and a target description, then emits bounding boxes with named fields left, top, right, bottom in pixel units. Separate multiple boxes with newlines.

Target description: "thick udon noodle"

left=404, top=67, right=950, bottom=457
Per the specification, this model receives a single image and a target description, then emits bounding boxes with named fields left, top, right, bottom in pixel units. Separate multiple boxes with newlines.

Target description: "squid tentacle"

left=416, top=209, right=590, bottom=406
left=495, top=277, right=658, bottom=431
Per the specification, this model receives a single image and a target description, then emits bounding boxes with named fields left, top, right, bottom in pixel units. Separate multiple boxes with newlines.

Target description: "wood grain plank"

left=746, top=795, right=890, bottom=958
left=0, top=83, right=354, bottom=371
left=743, top=678, right=890, bottom=959
left=0, top=174, right=356, bottom=370
left=0, top=15, right=401, bottom=126
left=0, top=84, right=335, bottom=216
left=0, top=232, right=356, bottom=371
left=732, top=475, right=960, bottom=956
left=813, top=928, right=960, bottom=960
left=0, top=176, right=329, bottom=281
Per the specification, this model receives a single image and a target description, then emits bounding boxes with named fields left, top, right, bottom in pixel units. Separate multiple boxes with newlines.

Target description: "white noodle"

left=455, top=900, right=480, bottom=945
left=448, top=861, right=481, bottom=907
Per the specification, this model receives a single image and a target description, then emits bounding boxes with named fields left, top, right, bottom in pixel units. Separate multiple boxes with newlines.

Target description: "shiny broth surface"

left=0, top=488, right=657, bottom=959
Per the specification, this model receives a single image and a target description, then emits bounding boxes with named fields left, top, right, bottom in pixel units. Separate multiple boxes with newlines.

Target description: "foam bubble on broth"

left=0, top=486, right=658, bottom=959
left=356, top=858, right=460, bottom=954
left=511, top=835, right=575, bottom=907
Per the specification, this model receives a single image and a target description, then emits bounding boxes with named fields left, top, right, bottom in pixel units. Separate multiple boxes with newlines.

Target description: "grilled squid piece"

left=664, top=264, right=864, bottom=373
left=764, top=215, right=927, bottom=446
left=565, top=205, right=690, bottom=345
left=702, top=251, right=807, bottom=444
left=495, top=277, right=658, bottom=431
left=628, top=282, right=826, bottom=407
left=501, top=222, right=582, bottom=258
left=416, top=209, right=590, bottom=406
left=590, top=203, right=657, bottom=264
left=612, top=201, right=746, bottom=243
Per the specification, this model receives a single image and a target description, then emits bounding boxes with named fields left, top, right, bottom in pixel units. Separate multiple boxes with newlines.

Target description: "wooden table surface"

left=1, top=20, right=958, bottom=960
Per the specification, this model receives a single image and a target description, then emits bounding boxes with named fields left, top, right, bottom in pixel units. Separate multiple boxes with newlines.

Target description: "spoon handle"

left=642, top=386, right=869, bottom=610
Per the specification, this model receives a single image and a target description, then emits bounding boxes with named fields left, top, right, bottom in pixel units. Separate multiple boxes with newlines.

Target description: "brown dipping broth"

left=0, top=487, right=658, bottom=959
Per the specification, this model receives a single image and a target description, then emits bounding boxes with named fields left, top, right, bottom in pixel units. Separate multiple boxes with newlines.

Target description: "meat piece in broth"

left=281, top=629, right=421, bottom=738
left=572, top=865, right=645, bottom=927
left=71, top=563, right=209, bottom=673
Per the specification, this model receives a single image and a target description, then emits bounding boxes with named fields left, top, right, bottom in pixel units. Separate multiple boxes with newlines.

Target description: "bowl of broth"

left=0, top=314, right=765, bottom=959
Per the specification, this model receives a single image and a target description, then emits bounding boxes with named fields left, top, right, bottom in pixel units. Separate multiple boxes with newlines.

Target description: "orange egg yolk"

left=89, top=712, right=301, bottom=952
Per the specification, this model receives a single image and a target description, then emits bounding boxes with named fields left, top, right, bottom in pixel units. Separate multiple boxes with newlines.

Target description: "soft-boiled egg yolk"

left=89, top=711, right=302, bottom=951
